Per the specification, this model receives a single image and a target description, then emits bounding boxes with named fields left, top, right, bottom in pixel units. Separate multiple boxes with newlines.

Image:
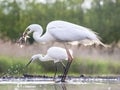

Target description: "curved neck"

left=33, top=31, right=54, bottom=43
left=38, top=55, right=45, bottom=61
left=38, top=55, right=50, bottom=62
left=33, top=32, right=44, bottom=42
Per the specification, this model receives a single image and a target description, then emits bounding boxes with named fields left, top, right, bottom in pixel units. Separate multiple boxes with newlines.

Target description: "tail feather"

left=79, top=39, right=110, bottom=47
left=68, top=39, right=110, bottom=48
left=93, top=39, right=111, bottom=48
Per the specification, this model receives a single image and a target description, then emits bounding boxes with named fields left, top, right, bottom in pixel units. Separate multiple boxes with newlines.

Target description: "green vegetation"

left=0, top=55, right=120, bottom=76
left=0, top=0, right=120, bottom=44
left=0, top=0, right=119, bottom=77
left=0, top=55, right=43, bottom=76
left=70, top=58, right=120, bottom=75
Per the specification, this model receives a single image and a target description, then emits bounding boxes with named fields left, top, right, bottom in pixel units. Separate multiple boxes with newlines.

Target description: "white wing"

left=46, top=20, right=102, bottom=45
left=47, top=47, right=67, bottom=60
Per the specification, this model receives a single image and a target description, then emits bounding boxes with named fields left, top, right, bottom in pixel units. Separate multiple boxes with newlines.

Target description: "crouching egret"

left=25, top=46, right=73, bottom=80
left=18, top=20, right=106, bottom=82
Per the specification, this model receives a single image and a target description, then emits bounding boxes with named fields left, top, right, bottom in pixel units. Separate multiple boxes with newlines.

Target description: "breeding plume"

left=21, top=20, right=104, bottom=45
left=26, top=46, right=73, bottom=80
left=18, top=20, right=106, bottom=82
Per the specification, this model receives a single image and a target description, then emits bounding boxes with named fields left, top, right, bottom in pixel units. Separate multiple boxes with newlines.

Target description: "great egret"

left=25, top=46, right=73, bottom=80
left=18, top=20, right=106, bottom=82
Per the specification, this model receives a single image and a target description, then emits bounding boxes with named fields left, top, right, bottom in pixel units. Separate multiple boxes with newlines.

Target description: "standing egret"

left=25, top=46, right=73, bottom=80
left=18, top=20, right=106, bottom=82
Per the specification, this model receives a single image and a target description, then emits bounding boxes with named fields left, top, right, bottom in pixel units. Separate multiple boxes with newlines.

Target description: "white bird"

left=19, top=20, right=106, bottom=82
left=25, top=46, right=73, bottom=80
left=24, top=20, right=104, bottom=45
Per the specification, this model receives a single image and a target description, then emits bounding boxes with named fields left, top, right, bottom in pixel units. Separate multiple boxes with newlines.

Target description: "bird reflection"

left=61, top=84, right=67, bottom=90
left=54, top=83, right=67, bottom=90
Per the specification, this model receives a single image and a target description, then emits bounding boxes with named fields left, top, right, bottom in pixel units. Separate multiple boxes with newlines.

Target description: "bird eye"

left=27, top=28, right=30, bottom=31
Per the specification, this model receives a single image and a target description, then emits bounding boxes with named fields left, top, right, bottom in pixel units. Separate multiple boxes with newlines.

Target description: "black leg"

left=61, top=43, right=73, bottom=82
left=61, top=60, right=72, bottom=82
left=53, top=63, right=58, bottom=80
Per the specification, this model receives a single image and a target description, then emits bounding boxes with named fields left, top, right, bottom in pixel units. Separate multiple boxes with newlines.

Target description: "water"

left=0, top=84, right=120, bottom=90
left=0, top=77, right=120, bottom=90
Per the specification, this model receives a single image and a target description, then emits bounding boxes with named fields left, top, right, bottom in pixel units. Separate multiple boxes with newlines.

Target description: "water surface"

left=0, top=77, right=120, bottom=90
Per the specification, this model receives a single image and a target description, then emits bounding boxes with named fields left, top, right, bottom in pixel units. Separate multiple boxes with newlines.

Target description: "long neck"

left=33, top=31, right=55, bottom=43
left=33, top=32, right=44, bottom=42
left=38, top=55, right=51, bottom=62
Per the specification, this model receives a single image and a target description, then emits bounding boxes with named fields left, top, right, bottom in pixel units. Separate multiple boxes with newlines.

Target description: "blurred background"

left=0, top=0, right=120, bottom=76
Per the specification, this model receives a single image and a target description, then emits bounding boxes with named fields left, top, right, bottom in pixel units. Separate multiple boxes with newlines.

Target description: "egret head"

left=25, top=54, right=41, bottom=67
left=24, top=24, right=43, bottom=35
left=17, top=24, right=43, bottom=47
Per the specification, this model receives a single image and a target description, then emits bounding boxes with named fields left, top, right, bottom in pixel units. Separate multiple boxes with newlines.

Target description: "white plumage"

left=26, top=46, right=73, bottom=79
left=20, top=20, right=107, bottom=82
left=25, top=20, right=104, bottom=46
left=28, top=47, right=72, bottom=63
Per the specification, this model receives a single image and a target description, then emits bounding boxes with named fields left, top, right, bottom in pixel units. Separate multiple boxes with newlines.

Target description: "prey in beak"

left=17, top=29, right=30, bottom=48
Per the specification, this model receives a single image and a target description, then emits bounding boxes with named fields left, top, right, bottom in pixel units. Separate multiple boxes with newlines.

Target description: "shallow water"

left=0, top=77, right=120, bottom=90
left=0, top=84, right=120, bottom=90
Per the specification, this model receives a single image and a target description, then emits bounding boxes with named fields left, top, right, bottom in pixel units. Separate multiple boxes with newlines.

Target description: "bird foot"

left=54, top=80, right=66, bottom=83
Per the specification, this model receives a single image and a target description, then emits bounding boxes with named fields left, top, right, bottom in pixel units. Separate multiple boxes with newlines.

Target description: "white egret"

left=18, top=20, right=106, bottom=82
left=25, top=46, right=73, bottom=80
